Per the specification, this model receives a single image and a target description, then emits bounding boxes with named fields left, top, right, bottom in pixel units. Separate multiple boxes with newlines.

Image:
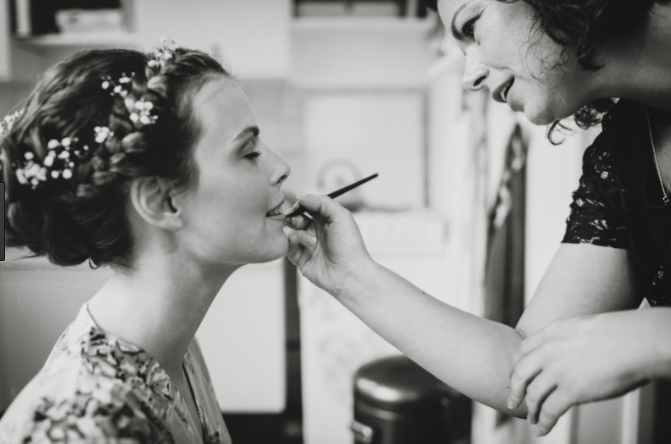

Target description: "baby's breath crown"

left=2, top=37, right=177, bottom=191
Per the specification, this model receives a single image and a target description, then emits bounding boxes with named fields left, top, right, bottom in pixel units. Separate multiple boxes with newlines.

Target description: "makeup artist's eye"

left=460, top=14, right=481, bottom=40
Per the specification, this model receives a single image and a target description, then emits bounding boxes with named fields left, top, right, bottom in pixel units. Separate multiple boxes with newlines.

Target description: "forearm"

left=337, top=260, right=527, bottom=417
left=640, top=308, right=671, bottom=380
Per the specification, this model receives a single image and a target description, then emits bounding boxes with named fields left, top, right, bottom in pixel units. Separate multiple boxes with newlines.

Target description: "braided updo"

left=1, top=47, right=229, bottom=267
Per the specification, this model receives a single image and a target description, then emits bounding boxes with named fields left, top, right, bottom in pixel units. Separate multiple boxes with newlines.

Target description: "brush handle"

left=284, top=173, right=379, bottom=218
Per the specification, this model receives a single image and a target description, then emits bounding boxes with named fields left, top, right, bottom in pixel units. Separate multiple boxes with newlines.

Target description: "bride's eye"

left=244, top=151, right=261, bottom=160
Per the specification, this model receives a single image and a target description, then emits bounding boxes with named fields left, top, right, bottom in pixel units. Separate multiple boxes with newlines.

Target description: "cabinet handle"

left=350, top=420, right=375, bottom=443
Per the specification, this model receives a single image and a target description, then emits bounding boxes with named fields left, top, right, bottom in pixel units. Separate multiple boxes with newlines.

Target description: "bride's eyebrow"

left=232, top=126, right=260, bottom=143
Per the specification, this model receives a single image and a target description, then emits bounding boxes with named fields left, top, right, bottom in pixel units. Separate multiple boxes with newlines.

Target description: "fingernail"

left=283, top=226, right=291, bottom=236
left=507, top=399, right=514, bottom=409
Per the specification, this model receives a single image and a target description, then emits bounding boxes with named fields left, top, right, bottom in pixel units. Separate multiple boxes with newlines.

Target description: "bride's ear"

left=129, top=177, right=184, bottom=230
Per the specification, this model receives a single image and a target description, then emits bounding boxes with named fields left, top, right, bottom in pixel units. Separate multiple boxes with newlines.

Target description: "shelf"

left=13, top=32, right=142, bottom=48
left=290, top=16, right=432, bottom=31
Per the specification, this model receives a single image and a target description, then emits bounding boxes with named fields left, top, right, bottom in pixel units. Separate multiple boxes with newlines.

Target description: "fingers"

left=534, top=390, right=573, bottom=437
left=284, top=225, right=317, bottom=268
left=524, top=372, right=557, bottom=425
left=293, top=194, right=346, bottom=222
left=287, top=214, right=311, bottom=229
left=507, top=349, right=543, bottom=410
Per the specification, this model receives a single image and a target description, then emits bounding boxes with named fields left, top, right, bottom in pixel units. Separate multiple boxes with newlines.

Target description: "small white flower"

left=51, top=170, right=60, bottom=179
left=114, top=85, right=122, bottom=93
left=24, top=152, right=34, bottom=160
left=148, top=60, right=158, bottom=68
left=144, top=101, right=154, bottom=111
left=48, top=139, right=60, bottom=149
left=58, top=151, right=70, bottom=159
left=62, top=137, right=71, bottom=147
left=31, top=178, right=39, bottom=187
left=62, top=169, right=72, bottom=179
left=43, top=156, right=54, bottom=167
left=119, top=76, right=131, bottom=84
left=94, top=127, right=111, bottom=143
left=140, top=115, right=151, bottom=125
left=130, top=113, right=139, bottom=122
left=16, top=169, right=26, bottom=184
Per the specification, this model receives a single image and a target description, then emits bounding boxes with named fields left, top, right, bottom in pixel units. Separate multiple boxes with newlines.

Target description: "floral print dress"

left=562, top=100, right=671, bottom=305
left=0, top=303, right=231, bottom=443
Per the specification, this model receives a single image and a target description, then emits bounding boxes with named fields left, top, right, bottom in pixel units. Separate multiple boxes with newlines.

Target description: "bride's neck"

left=88, top=253, right=236, bottom=376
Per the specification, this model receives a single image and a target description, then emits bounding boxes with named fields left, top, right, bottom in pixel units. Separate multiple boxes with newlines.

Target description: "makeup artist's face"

left=177, top=77, right=291, bottom=267
left=438, top=0, right=596, bottom=124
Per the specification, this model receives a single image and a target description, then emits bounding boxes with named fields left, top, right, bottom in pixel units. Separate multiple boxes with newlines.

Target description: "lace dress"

left=0, top=304, right=232, bottom=443
left=563, top=100, right=671, bottom=306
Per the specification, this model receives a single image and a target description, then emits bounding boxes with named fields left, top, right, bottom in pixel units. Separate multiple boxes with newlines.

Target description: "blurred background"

left=0, top=1, right=667, bottom=443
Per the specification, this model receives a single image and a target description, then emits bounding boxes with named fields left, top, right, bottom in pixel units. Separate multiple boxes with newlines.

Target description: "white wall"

left=135, top=0, right=291, bottom=78
left=291, top=18, right=437, bottom=89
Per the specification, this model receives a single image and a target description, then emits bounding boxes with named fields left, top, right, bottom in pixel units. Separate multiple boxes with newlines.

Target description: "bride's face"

left=176, top=77, right=291, bottom=267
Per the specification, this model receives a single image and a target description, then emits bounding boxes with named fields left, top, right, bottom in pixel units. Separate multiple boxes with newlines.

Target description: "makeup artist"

left=284, top=0, right=671, bottom=437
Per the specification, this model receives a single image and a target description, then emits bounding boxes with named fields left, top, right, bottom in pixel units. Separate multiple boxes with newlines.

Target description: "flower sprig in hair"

left=147, top=37, right=176, bottom=69
left=13, top=127, right=104, bottom=190
left=102, top=72, right=159, bottom=129
left=102, top=73, right=133, bottom=98
left=0, top=110, right=24, bottom=138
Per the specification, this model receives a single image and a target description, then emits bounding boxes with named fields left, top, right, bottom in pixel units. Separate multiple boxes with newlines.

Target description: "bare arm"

left=285, top=195, right=640, bottom=417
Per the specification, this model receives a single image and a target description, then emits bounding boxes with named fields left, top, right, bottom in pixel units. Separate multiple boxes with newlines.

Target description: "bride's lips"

left=266, top=200, right=285, bottom=218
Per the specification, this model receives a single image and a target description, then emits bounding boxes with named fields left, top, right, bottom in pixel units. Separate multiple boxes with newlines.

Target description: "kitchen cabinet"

left=0, top=0, right=10, bottom=79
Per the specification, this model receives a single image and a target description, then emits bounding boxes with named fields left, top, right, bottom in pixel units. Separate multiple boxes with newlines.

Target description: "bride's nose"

left=270, top=149, right=291, bottom=186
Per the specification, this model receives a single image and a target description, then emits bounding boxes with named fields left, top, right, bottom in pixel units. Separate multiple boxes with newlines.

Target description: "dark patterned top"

left=0, top=304, right=231, bottom=443
left=563, top=100, right=671, bottom=306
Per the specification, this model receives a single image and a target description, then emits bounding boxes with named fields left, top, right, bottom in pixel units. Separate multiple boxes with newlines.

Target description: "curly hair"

left=422, top=0, right=660, bottom=132
left=1, top=47, right=229, bottom=268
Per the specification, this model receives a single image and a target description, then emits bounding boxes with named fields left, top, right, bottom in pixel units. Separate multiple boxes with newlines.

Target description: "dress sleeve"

left=562, top=133, right=631, bottom=249
left=14, top=385, right=174, bottom=444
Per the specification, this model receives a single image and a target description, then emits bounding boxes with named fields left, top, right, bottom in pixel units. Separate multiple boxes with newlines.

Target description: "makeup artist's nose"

left=462, top=53, right=489, bottom=92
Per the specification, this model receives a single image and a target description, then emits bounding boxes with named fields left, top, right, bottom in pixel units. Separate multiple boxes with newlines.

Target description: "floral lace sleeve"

left=562, top=134, right=631, bottom=249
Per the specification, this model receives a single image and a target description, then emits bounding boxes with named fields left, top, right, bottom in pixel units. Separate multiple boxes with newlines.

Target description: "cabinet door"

left=0, top=254, right=113, bottom=410
left=0, top=0, right=10, bottom=79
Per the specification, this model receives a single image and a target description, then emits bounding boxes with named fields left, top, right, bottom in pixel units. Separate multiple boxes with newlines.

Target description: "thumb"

left=296, top=194, right=344, bottom=222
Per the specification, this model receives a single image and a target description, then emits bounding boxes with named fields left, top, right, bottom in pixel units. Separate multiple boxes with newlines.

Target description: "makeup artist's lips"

left=494, top=77, right=515, bottom=104
left=266, top=200, right=285, bottom=218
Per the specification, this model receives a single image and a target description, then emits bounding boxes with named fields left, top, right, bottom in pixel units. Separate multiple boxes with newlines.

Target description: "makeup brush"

left=284, top=173, right=379, bottom=218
